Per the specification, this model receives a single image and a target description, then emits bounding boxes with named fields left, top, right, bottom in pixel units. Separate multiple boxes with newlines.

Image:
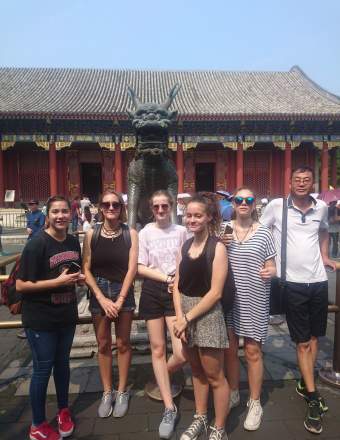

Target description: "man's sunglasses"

left=234, top=196, right=255, bottom=206
left=100, top=202, right=121, bottom=210
left=152, top=204, right=169, bottom=211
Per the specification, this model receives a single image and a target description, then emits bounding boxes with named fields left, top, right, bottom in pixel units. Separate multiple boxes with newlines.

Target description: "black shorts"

left=139, top=279, right=175, bottom=320
left=285, top=281, right=328, bottom=343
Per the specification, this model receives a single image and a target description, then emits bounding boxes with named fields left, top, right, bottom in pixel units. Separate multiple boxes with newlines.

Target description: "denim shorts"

left=89, top=276, right=135, bottom=315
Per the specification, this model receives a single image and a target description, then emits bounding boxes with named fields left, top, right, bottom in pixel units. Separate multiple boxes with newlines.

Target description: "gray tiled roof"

left=0, top=66, right=340, bottom=120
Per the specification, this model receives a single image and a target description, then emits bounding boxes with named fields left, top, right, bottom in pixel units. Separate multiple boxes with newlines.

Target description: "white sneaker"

left=229, top=389, right=240, bottom=410
left=244, top=398, right=263, bottom=431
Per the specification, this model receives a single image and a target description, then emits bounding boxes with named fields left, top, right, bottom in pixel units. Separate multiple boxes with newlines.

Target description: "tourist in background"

left=221, top=187, right=276, bottom=431
left=71, top=196, right=81, bottom=232
left=138, top=190, right=187, bottom=439
left=83, top=190, right=138, bottom=419
left=216, top=190, right=233, bottom=222
left=26, top=199, right=46, bottom=240
left=82, top=206, right=93, bottom=232
left=328, top=200, right=340, bottom=257
left=17, top=195, right=84, bottom=440
left=80, top=195, right=91, bottom=222
left=173, top=193, right=230, bottom=440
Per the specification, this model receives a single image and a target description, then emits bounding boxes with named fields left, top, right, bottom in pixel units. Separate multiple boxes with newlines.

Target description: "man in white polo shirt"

left=261, top=165, right=336, bottom=435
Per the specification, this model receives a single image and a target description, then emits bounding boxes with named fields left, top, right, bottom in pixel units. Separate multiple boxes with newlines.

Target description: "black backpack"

left=90, top=223, right=131, bottom=251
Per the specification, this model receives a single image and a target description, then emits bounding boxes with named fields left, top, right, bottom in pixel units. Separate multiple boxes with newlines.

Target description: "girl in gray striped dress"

left=222, top=187, right=276, bottom=432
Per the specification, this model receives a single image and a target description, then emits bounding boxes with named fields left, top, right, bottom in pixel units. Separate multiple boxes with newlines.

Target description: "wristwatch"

left=166, top=275, right=174, bottom=284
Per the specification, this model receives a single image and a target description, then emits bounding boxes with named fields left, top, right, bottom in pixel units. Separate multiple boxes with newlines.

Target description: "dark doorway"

left=81, top=163, right=102, bottom=203
left=195, top=163, right=215, bottom=192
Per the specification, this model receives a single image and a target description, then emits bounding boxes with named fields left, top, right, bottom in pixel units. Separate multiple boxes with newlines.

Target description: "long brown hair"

left=187, top=192, right=221, bottom=235
left=99, top=190, right=127, bottom=223
left=232, top=186, right=258, bottom=221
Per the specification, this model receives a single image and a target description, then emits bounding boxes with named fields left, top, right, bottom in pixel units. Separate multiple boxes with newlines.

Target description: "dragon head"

left=127, top=84, right=180, bottom=133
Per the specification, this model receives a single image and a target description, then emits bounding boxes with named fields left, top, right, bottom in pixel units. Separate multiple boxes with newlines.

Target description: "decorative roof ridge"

left=291, top=65, right=340, bottom=105
left=0, top=66, right=296, bottom=75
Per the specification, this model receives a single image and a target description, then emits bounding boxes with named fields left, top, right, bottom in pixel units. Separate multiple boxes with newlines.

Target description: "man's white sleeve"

left=260, top=201, right=275, bottom=228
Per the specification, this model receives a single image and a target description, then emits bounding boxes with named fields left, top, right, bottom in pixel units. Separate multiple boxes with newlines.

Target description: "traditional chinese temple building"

left=0, top=66, right=339, bottom=204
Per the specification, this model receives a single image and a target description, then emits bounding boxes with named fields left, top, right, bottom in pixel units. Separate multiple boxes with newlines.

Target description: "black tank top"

left=178, top=236, right=217, bottom=297
left=91, top=233, right=129, bottom=282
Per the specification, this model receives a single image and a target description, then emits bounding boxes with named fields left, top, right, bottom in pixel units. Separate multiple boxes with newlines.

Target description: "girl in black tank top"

left=82, top=190, right=138, bottom=418
left=173, top=193, right=230, bottom=439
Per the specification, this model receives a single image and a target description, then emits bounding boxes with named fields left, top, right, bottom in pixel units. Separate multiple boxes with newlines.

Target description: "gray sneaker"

left=112, top=390, right=130, bottom=418
left=209, top=426, right=228, bottom=440
left=159, top=405, right=178, bottom=439
left=229, top=389, right=240, bottom=410
left=180, top=414, right=208, bottom=440
left=98, top=391, right=115, bottom=418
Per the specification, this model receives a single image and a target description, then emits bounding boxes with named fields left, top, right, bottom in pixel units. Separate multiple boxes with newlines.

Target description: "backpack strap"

left=91, top=223, right=102, bottom=252
left=181, top=237, right=194, bottom=258
left=205, top=236, right=218, bottom=282
left=281, top=198, right=288, bottom=282
left=121, top=223, right=131, bottom=249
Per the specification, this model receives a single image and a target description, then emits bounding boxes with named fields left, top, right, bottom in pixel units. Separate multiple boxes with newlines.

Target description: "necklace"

left=102, top=224, right=122, bottom=241
left=234, top=222, right=253, bottom=244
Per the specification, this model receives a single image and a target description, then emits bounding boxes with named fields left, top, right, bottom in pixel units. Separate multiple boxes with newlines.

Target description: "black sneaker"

left=304, top=400, right=322, bottom=434
left=295, top=379, right=308, bottom=399
left=296, top=380, right=328, bottom=414
left=318, top=395, right=329, bottom=414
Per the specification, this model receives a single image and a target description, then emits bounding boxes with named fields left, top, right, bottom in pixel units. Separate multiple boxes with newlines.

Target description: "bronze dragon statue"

left=126, top=84, right=180, bottom=228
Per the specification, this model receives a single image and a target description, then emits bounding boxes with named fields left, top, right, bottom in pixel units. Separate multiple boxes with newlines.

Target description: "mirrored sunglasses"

left=234, top=196, right=255, bottom=206
left=100, top=201, right=121, bottom=210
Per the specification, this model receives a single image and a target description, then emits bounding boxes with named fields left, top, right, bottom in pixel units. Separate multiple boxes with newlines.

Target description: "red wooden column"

left=321, top=141, right=329, bottom=192
left=114, top=141, right=123, bottom=193
left=331, top=148, right=338, bottom=188
left=0, top=145, right=4, bottom=205
left=236, top=142, right=244, bottom=187
left=49, top=141, right=57, bottom=197
left=176, top=141, right=184, bottom=193
left=284, top=142, right=292, bottom=196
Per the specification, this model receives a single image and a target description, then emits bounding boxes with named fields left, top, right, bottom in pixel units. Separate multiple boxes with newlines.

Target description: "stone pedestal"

left=71, top=280, right=150, bottom=358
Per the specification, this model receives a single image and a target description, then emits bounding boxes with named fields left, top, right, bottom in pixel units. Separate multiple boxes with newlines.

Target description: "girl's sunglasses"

left=152, top=204, right=169, bottom=211
left=100, top=201, right=121, bottom=210
left=234, top=196, right=255, bottom=206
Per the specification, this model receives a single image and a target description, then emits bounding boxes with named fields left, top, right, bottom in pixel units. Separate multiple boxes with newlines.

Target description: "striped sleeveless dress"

left=226, top=224, right=276, bottom=342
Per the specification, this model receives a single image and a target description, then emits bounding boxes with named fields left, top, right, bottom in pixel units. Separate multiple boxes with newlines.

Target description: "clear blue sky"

left=1, top=0, right=339, bottom=95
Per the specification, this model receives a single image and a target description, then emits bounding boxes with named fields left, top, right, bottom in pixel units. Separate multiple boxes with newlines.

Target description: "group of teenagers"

left=16, top=165, right=335, bottom=440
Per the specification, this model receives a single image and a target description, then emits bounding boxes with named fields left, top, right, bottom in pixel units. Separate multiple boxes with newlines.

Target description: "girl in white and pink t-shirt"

left=138, top=190, right=187, bottom=439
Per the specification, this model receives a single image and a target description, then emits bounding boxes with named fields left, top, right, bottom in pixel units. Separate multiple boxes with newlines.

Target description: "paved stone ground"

left=1, top=312, right=340, bottom=440
left=1, top=374, right=340, bottom=440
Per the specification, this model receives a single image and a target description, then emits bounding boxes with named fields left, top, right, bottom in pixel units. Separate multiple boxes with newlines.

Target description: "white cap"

left=261, top=198, right=269, bottom=205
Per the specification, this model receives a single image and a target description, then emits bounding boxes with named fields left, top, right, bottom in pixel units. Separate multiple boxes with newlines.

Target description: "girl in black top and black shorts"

left=173, top=193, right=230, bottom=440
left=17, top=195, right=85, bottom=440
left=83, top=190, right=138, bottom=419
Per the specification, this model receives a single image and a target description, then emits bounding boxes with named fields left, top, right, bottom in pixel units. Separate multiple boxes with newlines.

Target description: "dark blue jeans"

left=25, top=326, right=76, bottom=426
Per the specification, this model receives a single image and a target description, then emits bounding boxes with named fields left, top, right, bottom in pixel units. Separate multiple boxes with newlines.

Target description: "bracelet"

left=184, top=313, right=190, bottom=324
